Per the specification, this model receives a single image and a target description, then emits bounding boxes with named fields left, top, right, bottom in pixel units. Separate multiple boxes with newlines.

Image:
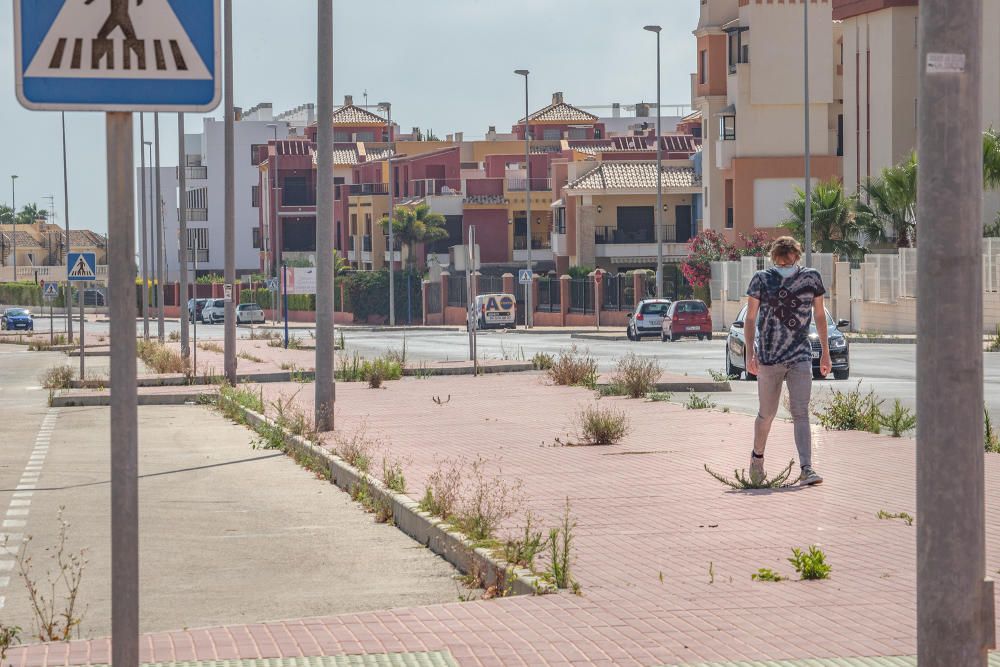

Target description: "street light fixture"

left=514, top=69, right=532, bottom=328
left=644, top=25, right=664, bottom=298
left=379, top=101, right=395, bottom=327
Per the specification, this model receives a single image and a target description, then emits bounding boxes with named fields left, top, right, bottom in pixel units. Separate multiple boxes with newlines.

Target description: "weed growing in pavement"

left=381, top=456, right=407, bottom=493
left=366, top=356, right=402, bottom=389
left=413, top=363, right=436, bottom=379
left=610, top=353, right=660, bottom=398
left=987, top=324, right=1000, bottom=352
left=704, top=459, right=797, bottom=490
left=249, top=328, right=280, bottom=342
left=814, top=382, right=883, bottom=433
left=708, top=561, right=715, bottom=584
left=595, top=383, right=626, bottom=397
left=0, top=622, right=20, bottom=664
left=332, top=420, right=380, bottom=472
left=707, top=368, right=734, bottom=382
left=545, top=498, right=578, bottom=593
left=267, top=337, right=284, bottom=348
left=788, top=545, right=831, bottom=580
left=198, top=341, right=223, bottom=353
left=15, top=508, right=88, bottom=641
left=237, top=351, right=264, bottom=364
left=39, top=365, right=74, bottom=390
left=269, top=392, right=318, bottom=443
left=531, top=352, right=554, bottom=371
left=337, top=329, right=346, bottom=351
left=547, top=345, right=598, bottom=388
left=646, top=391, right=673, bottom=402
left=986, top=406, right=1000, bottom=453
left=432, top=394, right=451, bottom=405
left=26, top=339, right=51, bottom=351
left=453, top=456, right=524, bottom=543
left=217, top=384, right=265, bottom=423
left=879, top=400, right=916, bottom=437
left=279, top=362, right=297, bottom=371
left=685, top=393, right=716, bottom=410
left=501, top=512, right=548, bottom=570
left=373, top=495, right=394, bottom=524
left=136, top=339, right=188, bottom=374
left=419, top=458, right=467, bottom=521
left=751, top=568, right=786, bottom=582
left=876, top=510, right=915, bottom=526
left=167, top=330, right=180, bottom=342
left=575, top=403, right=630, bottom=445
left=385, top=337, right=408, bottom=367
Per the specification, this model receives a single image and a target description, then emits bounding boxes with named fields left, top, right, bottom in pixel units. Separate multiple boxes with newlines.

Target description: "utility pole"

left=10, top=175, right=17, bottom=281
left=314, top=0, right=335, bottom=431
left=917, top=0, right=993, bottom=664
left=644, top=25, right=663, bottom=297
left=61, top=113, right=73, bottom=343
left=139, top=118, right=149, bottom=339
left=154, top=113, right=165, bottom=342
left=381, top=101, right=395, bottom=327
left=223, top=0, right=237, bottom=385
left=178, top=113, right=190, bottom=362
left=514, top=69, right=532, bottom=327
left=803, top=0, right=812, bottom=268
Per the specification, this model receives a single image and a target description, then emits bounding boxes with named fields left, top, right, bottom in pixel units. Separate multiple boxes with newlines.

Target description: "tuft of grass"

left=987, top=324, right=1000, bottom=352
left=452, top=456, right=523, bottom=543
left=501, top=512, right=548, bottom=570
left=788, top=545, right=831, bottom=580
left=751, top=568, right=786, bottom=582
left=707, top=368, right=734, bottom=382
left=419, top=458, right=464, bottom=520
left=547, top=345, right=598, bottom=388
left=879, top=399, right=916, bottom=437
left=685, top=392, right=716, bottom=410
left=167, top=331, right=180, bottom=342
left=531, top=352, right=554, bottom=371
left=237, top=351, right=264, bottom=363
left=576, top=403, right=630, bottom=445
left=704, top=459, right=796, bottom=489
left=137, top=339, right=188, bottom=374
left=39, top=365, right=74, bottom=390
left=609, top=353, right=660, bottom=398
left=814, top=382, right=883, bottom=433
left=198, top=341, right=224, bottom=353
left=333, top=420, right=380, bottom=472
left=876, top=510, right=914, bottom=526
left=381, top=456, right=407, bottom=494
left=986, top=406, right=1000, bottom=453
left=217, top=384, right=265, bottom=425
left=546, top=498, right=578, bottom=592
left=646, top=391, right=672, bottom=402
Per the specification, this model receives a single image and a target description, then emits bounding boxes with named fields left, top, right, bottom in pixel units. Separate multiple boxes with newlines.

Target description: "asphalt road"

left=0, top=346, right=459, bottom=639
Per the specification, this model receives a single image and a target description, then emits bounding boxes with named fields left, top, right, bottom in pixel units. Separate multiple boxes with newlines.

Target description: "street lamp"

left=143, top=139, right=154, bottom=340
left=265, top=123, right=279, bottom=279
left=379, top=101, right=395, bottom=327
left=644, top=25, right=664, bottom=298
left=10, top=175, right=17, bottom=280
left=514, top=69, right=532, bottom=328
left=803, top=0, right=812, bottom=267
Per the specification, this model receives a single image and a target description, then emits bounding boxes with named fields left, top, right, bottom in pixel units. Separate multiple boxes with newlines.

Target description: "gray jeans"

left=753, top=360, right=813, bottom=469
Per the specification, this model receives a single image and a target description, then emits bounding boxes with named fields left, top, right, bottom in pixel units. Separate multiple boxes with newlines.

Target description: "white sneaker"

left=799, top=466, right=823, bottom=486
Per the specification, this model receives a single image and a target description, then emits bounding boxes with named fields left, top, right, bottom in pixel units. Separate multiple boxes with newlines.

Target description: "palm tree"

left=855, top=152, right=918, bottom=248
left=781, top=178, right=867, bottom=260
left=16, top=203, right=47, bottom=224
left=379, top=202, right=448, bottom=269
left=984, top=128, right=1000, bottom=190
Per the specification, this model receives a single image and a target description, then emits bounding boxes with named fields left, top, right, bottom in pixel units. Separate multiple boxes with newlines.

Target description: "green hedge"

left=347, top=269, right=423, bottom=322
left=240, top=279, right=351, bottom=314
left=0, top=282, right=68, bottom=308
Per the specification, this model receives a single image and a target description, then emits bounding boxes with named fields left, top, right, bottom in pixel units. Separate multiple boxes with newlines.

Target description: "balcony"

left=595, top=225, right=677, bottom=245
left=409, top=178, right=460, bottom=198
left=281, top=194, right=316, bottom=207
left=594, top=225, right=688, bottom=259
left=349, top=182, right=389, bottom=196
left=179, top=166, right=207, bottom=180
left=513, top=249, right=553, bottom=262
left=505, top=177, right=552, bottom=192
left=513, top=235, right=552, bottom=251
left=186, top=208, right=208, bottom=222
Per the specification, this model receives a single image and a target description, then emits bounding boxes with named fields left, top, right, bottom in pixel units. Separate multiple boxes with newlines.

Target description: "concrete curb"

left=571, top=333, right=629, bottom=342
left=50, top=390, right=209, bottom=407
left=845, top=336, right=916, bottom=345
left=225, top=397, right=552, bottom=598
left=596, top=379, right=731, bottom=393
left=508, top=328, right=626, bottom=336
left=405, top=362, right=534, bottom=376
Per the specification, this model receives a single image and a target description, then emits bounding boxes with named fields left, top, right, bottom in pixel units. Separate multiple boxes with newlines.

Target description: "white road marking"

left=9, top=500, right=30, bottom=508
left=0, top=562, right=13, bottom=571
left=6, top=510, right=29, bottom=517
left=3, top=521, right=26, bottom=528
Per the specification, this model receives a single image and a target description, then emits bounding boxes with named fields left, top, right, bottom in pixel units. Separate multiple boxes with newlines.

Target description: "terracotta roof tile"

left=519, top=102, right=598, bottom=124
left=565, top=161, right=700, bottom=191
left=333, top=104, right=387, bottom=125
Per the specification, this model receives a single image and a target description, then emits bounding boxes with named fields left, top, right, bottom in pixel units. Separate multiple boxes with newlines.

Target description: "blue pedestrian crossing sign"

left=518, top=269, right=533, bottom=285
left=13, top=0, right=222, bottom=112
left=67, top=252, right=97, bottom=282
left=43, top=282, right=60, bottom=300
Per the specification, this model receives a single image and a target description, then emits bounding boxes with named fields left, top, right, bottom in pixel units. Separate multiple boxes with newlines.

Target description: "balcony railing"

left=349, top=182, right=389, bottom=196
left=382, top=236, right=403, bottom=251
left=513, top=235, right=552, bottom=251
left=595, top=225, right=677, bottom=245
left=505, top=177, right=552, bottom=192
left=185, top=208, right=208, bottom=222
left=409, top=178, right=460, bottom=198
left=179, top=166, right=207, bottom=180
left=281, top=194, right=316, bottom=206
left=348, top=237, right=355, bottom=251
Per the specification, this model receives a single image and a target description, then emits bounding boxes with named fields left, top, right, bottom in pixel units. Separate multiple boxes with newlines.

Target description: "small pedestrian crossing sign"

left=67, top=252, right=97, bottom=282
left=43, top=282, right=59, bottom=300
left=518, top=269, right=533, bottom=285
left=13, top=0, right=222, bottom=112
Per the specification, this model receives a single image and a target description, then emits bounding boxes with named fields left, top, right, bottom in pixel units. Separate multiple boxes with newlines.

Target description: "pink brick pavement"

left=10, top=373, right=1000, bottom=666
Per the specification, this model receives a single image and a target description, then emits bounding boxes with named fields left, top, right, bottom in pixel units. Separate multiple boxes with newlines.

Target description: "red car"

left=661, top=299, right=713, bottom=341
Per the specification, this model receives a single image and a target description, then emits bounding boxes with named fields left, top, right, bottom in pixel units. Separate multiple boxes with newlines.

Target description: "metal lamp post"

left=61, top=113, right=73, bottom=343
left=266, top=123, right=279, bottom=280
left=143, top=140, right=154, bottom=339
left=514, top=69, right=532, bottom=328
left=380, top=101, right=395, bottom=326
left=803, top=0, right=812, bottom=267
left=644, top=25, right=664, bottom=297
left=10, top=175, right=17, bottom=280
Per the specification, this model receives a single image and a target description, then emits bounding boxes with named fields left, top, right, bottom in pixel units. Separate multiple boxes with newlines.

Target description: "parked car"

left=625, top=299, right=672, bottom=340
left=661, top=299, right=712, bottom=341
left=236, top=303, right=265, bottom=325
left=726, top=304, right=851, bottom=380
left=83, top=288, right=106, bottom=307
left=188, top=298, right=208, bottom=322
left=0, top=308, right=33, bottom=331
left=201, top=299, right=226, bottom=324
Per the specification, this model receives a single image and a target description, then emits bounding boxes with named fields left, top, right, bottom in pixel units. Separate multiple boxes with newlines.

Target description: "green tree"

left=855, top=152, right=918, bottom=248
left=984, top=128, right=1000, bottom=190
left=378, top=202, right=448, bottom=269
left=0, top=203, right=47, bottom=225
left=781, top=178, right=868, bottom=260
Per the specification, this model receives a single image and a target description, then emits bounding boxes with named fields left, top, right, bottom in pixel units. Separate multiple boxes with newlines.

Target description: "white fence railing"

left=710, top=254, right=833, bottom=303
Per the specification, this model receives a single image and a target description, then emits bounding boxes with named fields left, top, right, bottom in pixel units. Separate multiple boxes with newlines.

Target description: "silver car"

left=625, top=299, right=672, bottom=341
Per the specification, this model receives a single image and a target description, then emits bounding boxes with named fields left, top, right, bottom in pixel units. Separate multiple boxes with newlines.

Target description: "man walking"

left=745, top=236, right=830, bottom=486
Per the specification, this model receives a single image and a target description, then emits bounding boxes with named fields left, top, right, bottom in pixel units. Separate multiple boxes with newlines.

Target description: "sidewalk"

left=11, top=373, right=1000, bottom=666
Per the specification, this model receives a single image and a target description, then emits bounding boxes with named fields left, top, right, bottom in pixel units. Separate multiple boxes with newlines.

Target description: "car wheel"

left=834, top=369, right=850, bottom=380
left=725, top=347, right=742, bottom=380
left=697, top=334, right=704, bottom=341
left=660, top=330, right=667, bottom=342
left=670, top=332, right=679, bottom=342
left=706, top=333, right=713, bottom=341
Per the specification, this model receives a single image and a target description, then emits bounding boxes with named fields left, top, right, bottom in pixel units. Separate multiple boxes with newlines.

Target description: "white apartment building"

left=693, top=0, right=843, bottom=239
left=837, top=0, right=1000, bottom=224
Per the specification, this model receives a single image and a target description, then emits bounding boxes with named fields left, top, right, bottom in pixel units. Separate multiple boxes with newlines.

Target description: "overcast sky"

left=0, top=0, right=698, bottom=235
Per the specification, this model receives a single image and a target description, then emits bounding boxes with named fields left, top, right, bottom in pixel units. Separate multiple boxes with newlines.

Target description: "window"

left=554, top=207, right=566, bottom=234
left=250, top=144, right=265, bottom=166
left=727, top=29, right=749, bottom=74
left=251, top=185, right=260, bottom=208
left=282, top=176, right=310, bottom=205
left=542, top=128, right=562, bottom=140
left=726, top=207, right=734, bottom=229
left=699, top=50, right=706, bottom=84
left=252, top=228, right=261, bottom=249
left=350, top=213, right=357, bottom=235
left=568, top=127, right=587, bottom=140
left=719, top=114, right=736, bottom=141
left=334, top=131, right=351, bottom=142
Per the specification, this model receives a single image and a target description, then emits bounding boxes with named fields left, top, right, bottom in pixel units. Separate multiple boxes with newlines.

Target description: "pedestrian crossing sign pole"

left=13, top=0, right=221, bottom=111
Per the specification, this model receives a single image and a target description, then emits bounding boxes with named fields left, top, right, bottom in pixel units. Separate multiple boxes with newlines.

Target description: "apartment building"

left=693, top=0, right=843, bottom=240
left=836, top=0, right=1000, bottom=224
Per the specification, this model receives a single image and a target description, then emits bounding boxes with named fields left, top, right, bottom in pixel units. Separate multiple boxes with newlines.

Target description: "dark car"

left=1, top=308, right=34, bottom=331
left=626, top=299, right=672, bottom=340
left=661, top=299, right=712, bottom=342
left=188, top=298, right=208, bottom=322
left=83, top=289, right=106, bottom=307
left=726, top=303, right=851, bottom=380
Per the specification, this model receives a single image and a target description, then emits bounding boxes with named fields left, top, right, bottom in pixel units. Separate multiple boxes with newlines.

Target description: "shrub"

left=167, top=331, right=180, bottom=342
left=987, top=324, right=1000, bottom=353
left=39, top=365, right=74, bottom=390
left=502, top=513, right=548, bottom=569
left=788, top=545, right=831, bottom=580
left=381, top=456, right=406, bottom=493
left=419, top=458, right=464, bottom=520
left=333, top=421, right=380, bottom=472
left=367, top=356, right=402, bottom=388
left=610, top=353, right=660, bottom=398
left=136, top=340, right=188, bottom=374
left=751, top=568, right=786, bottom=582
left=814, top=382, right=882, bottom=433
left=685, top=393, right=716, bottom=410
left=453, top=456, right=523, bottom=543
left=531, top=352, right=554, bottom=371
left=879, top=399, right=916, bottom=437
left=548, top=345, right=598, bottom=388
left=986, top=406, right=1000, bottom=453
left=704, top=459, right=796, bottom=489
left=576, top=403, right=630, bottom=445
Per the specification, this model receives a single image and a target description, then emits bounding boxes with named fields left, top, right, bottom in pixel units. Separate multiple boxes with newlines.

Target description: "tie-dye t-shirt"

left=746, top=267, right=826, bottom=366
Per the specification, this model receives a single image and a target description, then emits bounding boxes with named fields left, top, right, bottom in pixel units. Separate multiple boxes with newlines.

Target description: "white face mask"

left=774, top=265, right=798, bottom=278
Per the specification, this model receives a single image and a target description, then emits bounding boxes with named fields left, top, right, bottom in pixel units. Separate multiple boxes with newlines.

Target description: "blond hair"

left=770, top=236, right=803, bottom=265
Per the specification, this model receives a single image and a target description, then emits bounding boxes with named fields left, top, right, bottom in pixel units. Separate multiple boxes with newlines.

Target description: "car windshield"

left=674, top=301, right=707, bottom=314
left=640, top=302, right=669, bottom=315
left=6, top=309, right=27, bottom=316
left=214, top=300, right=224, bottom=307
